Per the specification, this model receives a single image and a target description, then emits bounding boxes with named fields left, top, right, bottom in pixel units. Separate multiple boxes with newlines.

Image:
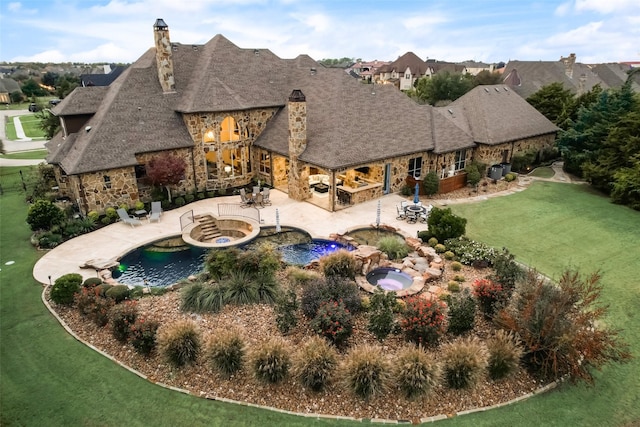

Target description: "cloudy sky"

left=1, top=0, right=639, bottom=65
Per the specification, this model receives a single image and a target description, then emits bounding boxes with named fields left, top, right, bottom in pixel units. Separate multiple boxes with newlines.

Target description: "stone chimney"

left=561, top=53, right=576, bottom=79
left=578, top=73, right=587, bottom=95
left=287, top=90, right=311, bottom=201
left=153, top=18, right=176, bottom=93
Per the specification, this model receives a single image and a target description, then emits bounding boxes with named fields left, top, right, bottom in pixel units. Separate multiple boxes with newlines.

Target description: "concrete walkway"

left=1, top=110, right=47, bottom=153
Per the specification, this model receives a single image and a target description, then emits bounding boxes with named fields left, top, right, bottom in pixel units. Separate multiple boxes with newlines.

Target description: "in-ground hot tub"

left=366, top=267, right=414, bottom=291
left=182, top=214, right=260, bottom=248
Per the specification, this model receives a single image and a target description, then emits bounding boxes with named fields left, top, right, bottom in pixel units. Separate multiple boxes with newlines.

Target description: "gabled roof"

left=436, top=85, right=559, bottom=145
left=377, top=52, right=430, bottom=76
left=80, top=66, right=127, bottom=87
left=0, top=77, right=21, bottom=94
left=52, top=86, right=109, bottom=116
left=591, top=63, right=640, bottom=92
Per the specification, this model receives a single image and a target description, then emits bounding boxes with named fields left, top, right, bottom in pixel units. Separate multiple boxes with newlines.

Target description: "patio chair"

left=253, top=185, right=260, bottom=196
left=239, top=189, right=250, bottom=208
left=117, top=208, right=142, bottom=228
left=254, top=193, right=264, bottom=208
left=396, top=205, right=406, bottom=220
left=261, top=188, right=272, bottom=206
left=406, top=210, right=418, bottom=224
left=400, top=200, right=408, bottom=209
left=148, top=201, right=162, bottom=223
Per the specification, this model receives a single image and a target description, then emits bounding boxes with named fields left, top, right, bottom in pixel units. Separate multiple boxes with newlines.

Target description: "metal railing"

left=180, top=210, right=194, bottom=230
left=218, top=203, right=261, bottom=223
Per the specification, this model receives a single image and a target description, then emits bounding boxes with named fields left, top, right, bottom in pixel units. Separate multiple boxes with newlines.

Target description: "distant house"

left=375, top=52, right=433, bottom=90
left=45, top=19, right=558, bottom=215
left=0, top=77, right=21, bottom=104
left=80, top=64, right=127, bottom=87
left=459, top=60, right=494, bottom=76
left=347, top=60, right=390, bottom=83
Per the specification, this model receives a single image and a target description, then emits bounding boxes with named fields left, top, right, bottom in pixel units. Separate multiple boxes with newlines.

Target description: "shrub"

left=441, top=337, right=488, bottom=389
left=450, top=261, right=462, bottom=272
left=495, top=270, right=631, bottom=383
left=274, top=289, right=298, bottom=334
left=367, top=289, right=397, bottom=341
left=82, top=277, right=103, bottom=288
left=320, top=250, right=357, bottom=280
left=76, top=217, right=96, bottom=234
left=486, top=330, right=523, bottom=380
left=394, top=345, right=441, bottom=399
left=181, top=283, right=227, bottom=313
left=311, top=300, right=353, bottom=347
left=422, top=171, right=440, bottom=196
left=50, top=273, right=83, bottom=305
left=341, top=345, right=391, bottom=399
left=205, top=328, right=246, bottom=378
left=490, top=248, right=524, bottom=296
left=472, top=278, right=504, bottom=318
left=293, top=336, right=338, bottom=392
left=88, top=211, right=100, bottom=222
left=360, top=296, right=371, bottom=311
left=400, top=296, right=446, bottom=346
left=400, top=185, right=412, bottom=197
left=184, top=194, right=195, bottom=203
left=447, top=289, right=476, bottom=335
left=105, top=284, right=131, bottom=303
left=95, top=283, right=113, bottom=297
left=425, top=207, right=466, bottom=242
left=130, top=318, right=159, bottom=356
left=38, top=231, right=63, bottom=248
left=74, top=288, right=114, bottom=327
left=109, top=300, right=138, bottom=342
left=250, top=338, right=291, bottom=384
left=377, top=237, right=409, bottom=260
left=454, top=275, right=466, bottom=282
left=105, top=207, right=118, bottom=222
left=434, top=243, right=446, bottom=253
left=236, top=244, right=282, bottom=278
left=223, top=271, right=258, bottom=305
left=134, top=201, right=145, bottom=211
left=427, top=237, right=438, bottom=247
left=255, top=273, right=280, bottom=304
left=445, top=237, right=497, bottom=266
left=301, top=277, right=361, bottom=318
left=285, top=266, right=320, bottom=287
left=26, top=199, right=65, bottom=231
left=206, top=248, right=241, bottom=279
left=447, top=281, right=460, bottom=292
left=174, top=196, right=186, bottom=207
left=157, top=320, right=201, bottom=367
left=444, top=250, right=455, bottom=260
left=504, top=172, right=517, bottom=182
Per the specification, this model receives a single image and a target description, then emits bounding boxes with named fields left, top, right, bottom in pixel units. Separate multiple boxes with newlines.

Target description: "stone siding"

left=77, top=166, right=139, bottom=214
left=287, top=98, right=311, bottom=201
left=135, top=147, right=195, bottom=201
left=474, top=133, right=556, bottom=168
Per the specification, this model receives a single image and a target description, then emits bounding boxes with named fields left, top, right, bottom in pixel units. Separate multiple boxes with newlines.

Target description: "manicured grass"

left=0, top=149, right=47, bottom=160
left=4, top=120, right=18, bottom=140
left=527, top=166, right=555, bottom=178
left=1, top=175, right=638, bottom=426
left=18, top=115, right=47, bottom=139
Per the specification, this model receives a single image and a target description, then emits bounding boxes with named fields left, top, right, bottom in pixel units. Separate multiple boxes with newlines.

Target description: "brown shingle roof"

left=52, top=86, right=109, bottom=115
left=377, top=52, right=430, bottom=76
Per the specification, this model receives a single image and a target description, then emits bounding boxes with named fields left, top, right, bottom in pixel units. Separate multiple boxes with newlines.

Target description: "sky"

left=1, top=0, right=639, bottom=65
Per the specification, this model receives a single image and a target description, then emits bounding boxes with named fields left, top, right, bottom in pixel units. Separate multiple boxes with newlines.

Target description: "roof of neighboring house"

left=80, top=65, right=127, bottom=87
left=377, top=52, right=430, bottom=76
left=591, top=63, right=640, bottom=91
left=502, top=60, right=605, bottom=98
left=0, top=78, right=21, bottom=94
left=436, top=85, right=560, bottom=145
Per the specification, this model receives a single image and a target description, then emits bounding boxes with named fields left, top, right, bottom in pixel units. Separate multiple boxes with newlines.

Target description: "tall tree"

left=411, top=71, right=476, bottom=106
left=526, top=82, right=574, bottom=129
left=36, top=109, right=61, bottom=139
left=473, top=70, right=502, bottom=85
left=145, top=153, right=187, bottom=203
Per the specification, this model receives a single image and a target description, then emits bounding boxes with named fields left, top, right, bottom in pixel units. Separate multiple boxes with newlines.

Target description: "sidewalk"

left=1, top=110, right=47, bottom=153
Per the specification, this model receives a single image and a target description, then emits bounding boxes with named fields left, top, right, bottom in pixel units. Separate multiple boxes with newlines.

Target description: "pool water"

left=366, top=267, right=413, bottom=291
left=114, top=230, right=353, bottom=287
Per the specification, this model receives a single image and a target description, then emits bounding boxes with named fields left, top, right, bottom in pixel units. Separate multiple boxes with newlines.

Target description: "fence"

left=217, top=203, right=261, bottom=223
left=180, top=210, right=194, bottom=230
left=439, top=172, right=467, bottom=194
left=0, top=168, right=39, bottom=196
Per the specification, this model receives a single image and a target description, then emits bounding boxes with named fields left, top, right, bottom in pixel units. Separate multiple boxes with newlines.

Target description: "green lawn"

left=527, top=166, right=555, bottom=178
left=4, top=115, right=46, bottom=140
left=1, top=176, right=638, bottom=426
left=0, top=149, right=47, bottom=160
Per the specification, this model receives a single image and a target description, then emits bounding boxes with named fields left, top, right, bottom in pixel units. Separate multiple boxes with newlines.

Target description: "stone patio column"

left=287, top=90, right=311, bottom=201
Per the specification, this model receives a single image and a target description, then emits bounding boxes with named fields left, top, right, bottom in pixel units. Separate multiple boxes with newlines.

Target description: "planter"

left=500, top=163, right=512, bottom=175
left=489, top=165, right=503, bottom=181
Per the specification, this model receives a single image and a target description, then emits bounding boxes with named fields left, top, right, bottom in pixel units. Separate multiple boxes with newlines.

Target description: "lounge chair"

left=148, top=201, right=162, bottom=223
left=117, top=208, right=142, bottom=228
left=261, top=188, right=272, bottom=206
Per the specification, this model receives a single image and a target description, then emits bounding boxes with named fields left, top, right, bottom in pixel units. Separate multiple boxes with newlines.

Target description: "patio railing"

left=218, top=203, right=261, bottom=223
left=180, top=210, right=194, bottom=230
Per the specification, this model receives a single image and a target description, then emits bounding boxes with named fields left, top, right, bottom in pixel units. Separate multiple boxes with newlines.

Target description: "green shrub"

left=206, top=248, right=241, bottom=279
left=454, top=275, right=466, bottom=282
left=205, top=328, right=246, bottom=378
left=130, top=318, right=159, bottom=356
left=447, top=281, right=460, bottom=292
left=422, top=171, right=439, bottom=196
left=26, top=199, right=65, bottom=231
left=87, top=210, right=100, bottom=222
left=486, top=330, right=523, bottom=380
left=434, top=243, right=446, bottom=253
left=184, top=194, right=195, bottom=203
left=274, top=289, right=298, bottom=334
left=206, top=191, right=215, bottom=198
left=341, top=345, right=391, bottom=399
left=311, top=300, right=353, bottom=347
left=301, top=277, right=361, bottom=319
left=367, top=289, right=397, bottom=341
left=504, top=172, right=517, bottom=182
left=76, top=217, right=96, bottom=234
left=105, top=284, right=131, bottom=303
left=400, top=185, right=412, bottom=196
left=400, top=296, right=446, bottom=346
left=101, top=216, right=113, bottom=225
left=360, top=295, right=371, bottom=311
left=394, top=345, right=441, bottom=400
left=441, top=337, right=488, bottom=389
left=174, top=197, right=186, bottom=207
left=38, top=231, right=63, bottom=248
left=181, top=282, right=227, bottom=313
left=237, top=244, right=282, bottom=278
left=223, top=271, right=259, bottom=305
left=81, top=277, right=102, bottom=289
left=109, top=300, right=138, bottom=342
left=250, top=338, right=291, bottom=384
left=293, top=336, right=338, bottom=392
left=95, top=283, right=113, bottom=296
left=444, top=250, right=455, bottom=260
left=196, top=192, right=206, bottom=200
left=427, top=237, right=438, bottom=247
left=255, top=273, right=280, bottom=304
left=134, top=201, right=145, bottom=211
left=158, top=320, right=201, bottom=367
left=425, top=207, right=466, bottom=242
left=320, top=250, right=357, bottom=279
left=445, top=237, right=497, bottom=267
left=447, top=289, right=476, bottom=335
left=50, top=273, right=82, bottom=305
left=161, top=200, right=171, bottom=210
left=285, top=266, right=320, bottom=287
left=450, top=261, right=462, bottom=272
left=490, top=248, right=524, bottom=296
left=105, top=207, right=118, bottom=222
left=377, top=236, right=409, bottom=260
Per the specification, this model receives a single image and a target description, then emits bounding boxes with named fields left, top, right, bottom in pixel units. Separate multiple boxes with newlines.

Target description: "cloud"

left=574, top=0, right=638, bottom=14
left=554, top=2, right=572, bottom=16
left=402, top=13, right=448, bottom=29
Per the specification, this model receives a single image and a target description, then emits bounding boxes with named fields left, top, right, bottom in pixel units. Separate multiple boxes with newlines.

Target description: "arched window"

left=220, top=116, right=239, bottom=142
left=203, top=129, right=215, bottom=143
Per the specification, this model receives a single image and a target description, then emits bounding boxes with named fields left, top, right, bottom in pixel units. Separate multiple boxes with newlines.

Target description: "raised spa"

left=366, top=267, right=414, bottom=291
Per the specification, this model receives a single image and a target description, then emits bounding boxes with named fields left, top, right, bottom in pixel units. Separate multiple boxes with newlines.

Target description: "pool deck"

left=32, top=185, right=527, bottom=285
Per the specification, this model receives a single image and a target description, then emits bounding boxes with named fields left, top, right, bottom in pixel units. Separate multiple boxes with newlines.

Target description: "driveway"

left=1, top=109, right=47, bottom=153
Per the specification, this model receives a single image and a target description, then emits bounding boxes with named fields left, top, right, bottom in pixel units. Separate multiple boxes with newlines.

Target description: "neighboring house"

left=375, top=52, right=433, bottom=90
left=502, top=53, right=639, bottom=98
left=458, top=60, right=494, bottom=76
left=347, top=60, right=390, bottom=83
left=80, top=64, right=127, bottom=87
left=0, top=77, right=21, bottom=104
left=45, top=19, right=558, bottom=215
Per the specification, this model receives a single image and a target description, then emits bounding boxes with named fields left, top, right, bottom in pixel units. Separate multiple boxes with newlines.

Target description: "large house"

left=45, top=19, right=558, bottom=214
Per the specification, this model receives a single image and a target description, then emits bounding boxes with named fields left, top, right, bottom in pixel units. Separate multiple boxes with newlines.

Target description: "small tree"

left=465, top=164, right=482, bottom=192
left=422, top=171, right=439, bottom=196
left=425, top=207, right=466, bottom=242
left=26, top=199, right=65, bottom=231
left=145, top=153, right=187, bottom=203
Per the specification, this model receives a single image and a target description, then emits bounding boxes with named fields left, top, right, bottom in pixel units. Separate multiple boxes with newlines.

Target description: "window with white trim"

left=408, top=157, right=422, bottom=178
left=454, top=149, right=467, bottom=171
